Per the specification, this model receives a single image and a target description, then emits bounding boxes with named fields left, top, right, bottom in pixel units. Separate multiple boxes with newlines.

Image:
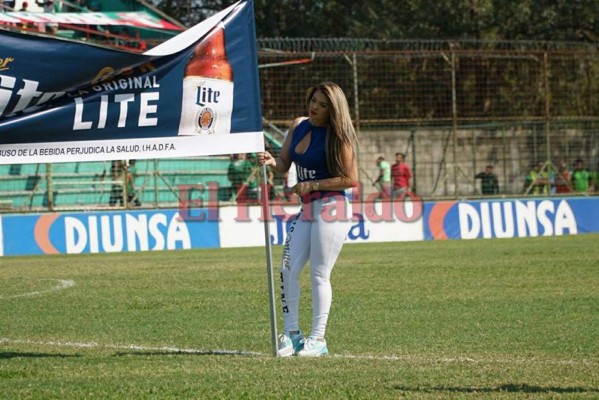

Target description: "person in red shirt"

left=553, top=159, right=572, bottom=194
left=391, top=152, right=412, bottom=197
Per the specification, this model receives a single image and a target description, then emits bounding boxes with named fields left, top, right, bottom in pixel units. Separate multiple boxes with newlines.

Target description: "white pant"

left=280, top=196, right=352, bottom=338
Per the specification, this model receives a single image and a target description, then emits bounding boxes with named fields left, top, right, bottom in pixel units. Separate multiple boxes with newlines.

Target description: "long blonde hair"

left=305, top=82, right=358, bottom=179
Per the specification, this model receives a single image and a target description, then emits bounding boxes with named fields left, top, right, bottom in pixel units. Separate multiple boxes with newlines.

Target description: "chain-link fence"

left=1, top=39, right=598, bottom=212
left=259, top=39, right=599, bottom=199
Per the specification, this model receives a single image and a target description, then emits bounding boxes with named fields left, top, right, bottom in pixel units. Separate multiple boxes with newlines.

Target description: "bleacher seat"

left=0, top=156, right=237, bottom=211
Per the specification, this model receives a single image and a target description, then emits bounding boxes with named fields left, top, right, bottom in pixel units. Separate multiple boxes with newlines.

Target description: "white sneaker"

left=277, top=331, right=304, bottom=357
left=296, top=337, right=328, bottom=357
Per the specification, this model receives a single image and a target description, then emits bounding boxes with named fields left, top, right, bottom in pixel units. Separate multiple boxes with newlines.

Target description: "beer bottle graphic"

left=178, top=23, right=234, bottom=135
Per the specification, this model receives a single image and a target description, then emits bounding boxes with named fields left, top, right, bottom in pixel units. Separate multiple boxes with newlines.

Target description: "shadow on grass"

left=0, top=352, right=80, bottom=359
left=112, top=350, right=262, bottom=357
left=395, top=383, right=599, bottom=394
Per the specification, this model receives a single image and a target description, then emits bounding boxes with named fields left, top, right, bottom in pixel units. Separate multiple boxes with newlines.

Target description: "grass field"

left=1, top=234, right=598, bottom=399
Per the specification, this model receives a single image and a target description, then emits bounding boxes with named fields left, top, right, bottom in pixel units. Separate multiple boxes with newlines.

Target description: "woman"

left=258, top=82, right=359, bottom=357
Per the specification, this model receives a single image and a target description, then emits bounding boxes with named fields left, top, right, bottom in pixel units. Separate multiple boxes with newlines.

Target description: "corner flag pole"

left=260, top=164, right=279, bottom=356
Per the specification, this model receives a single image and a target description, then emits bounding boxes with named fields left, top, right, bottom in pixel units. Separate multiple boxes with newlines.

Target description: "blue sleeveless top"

left=289, top=119, right=344, bottom=202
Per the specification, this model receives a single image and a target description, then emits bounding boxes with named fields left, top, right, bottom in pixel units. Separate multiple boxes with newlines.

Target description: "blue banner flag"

left=0, top=0, right=263, bottom=164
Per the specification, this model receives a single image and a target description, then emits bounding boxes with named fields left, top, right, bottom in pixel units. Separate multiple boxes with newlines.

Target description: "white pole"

left=260, top=164, right=279, bottom=356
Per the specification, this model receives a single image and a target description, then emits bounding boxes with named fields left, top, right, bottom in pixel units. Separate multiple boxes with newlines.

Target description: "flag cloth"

left=0, top=0, right=263, bottom=164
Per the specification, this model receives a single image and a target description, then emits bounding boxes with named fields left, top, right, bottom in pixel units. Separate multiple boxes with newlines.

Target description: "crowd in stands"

left=373, top=152, right=412, bottom=200
left=373, top=153, right=597, bottom=198
left=523, top=159, right=597, bottom=196
left=107, top=160, right=140, bottom=207
left=1, top=0, right=147, bottom=50
left=1, top=0, right=96, bottom=14
left=104, top=154, right=599, bottom=207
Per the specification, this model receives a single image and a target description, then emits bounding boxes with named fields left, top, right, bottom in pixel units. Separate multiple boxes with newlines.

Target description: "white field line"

left=0, top=337, right=596, bottom=366
left=0, top=338, right=262, bottom=357
left=333, top=353, right=597, bottom=366
left=0, top=279, right=75, bottom=299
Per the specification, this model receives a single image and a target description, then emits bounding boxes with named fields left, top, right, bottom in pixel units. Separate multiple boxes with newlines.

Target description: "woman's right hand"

left=258, top=151, right=276, bottom=167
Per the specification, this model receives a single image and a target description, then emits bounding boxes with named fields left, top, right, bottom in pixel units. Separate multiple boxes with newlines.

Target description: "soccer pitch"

left=1, top=235, right=598, bottom=399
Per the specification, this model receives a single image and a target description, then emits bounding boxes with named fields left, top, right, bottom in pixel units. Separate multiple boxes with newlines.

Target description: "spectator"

left=127, top=160, right=141, bottom=207
left=246, top=153, right=260, bottom=203
left=34, top=0, right=54, bottom=12
left=35, top=0, right=58, bottom=33
left=391, top=152, right=412, bottom=197
left=374, top=156, right=391, bottom=199
left=553, top=159, right=571, bottom=194
left=475, top=165, right=499, bottom=195
left=524, top=161, right=549, bottom=195
left=17, top=2, right=35, bottom=29
left=86, top=0, right=100, bottom=10
left=116, top=26, right=137, bottom=48
left=227, top=153, right=252, bottom=203
left=591, top=161, right=599, bottom=192
left=109, top=160, right=124, bottom=206
left=571, top=159, right=591, bottom=193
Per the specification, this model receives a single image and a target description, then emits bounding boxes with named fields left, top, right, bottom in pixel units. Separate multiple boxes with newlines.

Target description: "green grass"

left=1, top=235, right=598, bottom=399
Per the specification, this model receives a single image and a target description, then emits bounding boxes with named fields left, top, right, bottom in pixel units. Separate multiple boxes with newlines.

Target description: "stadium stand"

left=0, top=134, right=283, bottom=211
left=3, top=0, right=183, bottom=52
left=0, top=157, right=231, bottom=210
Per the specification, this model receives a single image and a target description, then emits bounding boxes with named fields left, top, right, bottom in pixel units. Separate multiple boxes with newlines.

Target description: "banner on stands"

left=0, top=11, right=183, bottom=30
left=0, top=0, right=263, bottom=164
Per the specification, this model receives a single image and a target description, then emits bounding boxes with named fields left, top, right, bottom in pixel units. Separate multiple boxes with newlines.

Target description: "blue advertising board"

left=423, top=197, right=599, bottom=240
left=0, top=208, right=219, bottom=256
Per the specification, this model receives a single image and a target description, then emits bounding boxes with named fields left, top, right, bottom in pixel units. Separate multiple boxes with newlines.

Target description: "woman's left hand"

left=293, top=181, right=315, bottom=196
left=257, top=152, right=275, bottom=167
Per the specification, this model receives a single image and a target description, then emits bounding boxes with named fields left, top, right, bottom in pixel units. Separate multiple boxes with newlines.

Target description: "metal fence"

left=258, top=39, right=599, bottom=198
left=1, top=39, right=598, bottom=212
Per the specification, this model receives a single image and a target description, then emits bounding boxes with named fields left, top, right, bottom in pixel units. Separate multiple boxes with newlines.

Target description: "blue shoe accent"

left=277, top=331, right=304, bottom=357
left=290, top=331, right=304, bottom=354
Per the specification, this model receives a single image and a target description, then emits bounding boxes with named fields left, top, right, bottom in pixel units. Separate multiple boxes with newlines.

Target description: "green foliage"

left=159, top=0, right=599, bottom=41
left=1, top=235, right=598, bottom=398
left=152, top=1, right=599, bottom=126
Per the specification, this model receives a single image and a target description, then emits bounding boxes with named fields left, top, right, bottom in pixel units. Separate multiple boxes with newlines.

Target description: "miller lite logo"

left=178, top=24, right=234, bottom=136
left=195, top=86, right=221, bottom=107
left=197, top=107, right=215, bottom=132
left=297, top=166, right=316, bottom=180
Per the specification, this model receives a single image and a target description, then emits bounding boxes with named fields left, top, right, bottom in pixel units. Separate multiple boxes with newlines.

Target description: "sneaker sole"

left=277, top=347, right=294, bottom=357
left=296, top=350, right=328, bottom=357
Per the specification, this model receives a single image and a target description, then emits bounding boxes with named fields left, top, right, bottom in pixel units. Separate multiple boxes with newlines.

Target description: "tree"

left=155, top=0, right=599, bottom=43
